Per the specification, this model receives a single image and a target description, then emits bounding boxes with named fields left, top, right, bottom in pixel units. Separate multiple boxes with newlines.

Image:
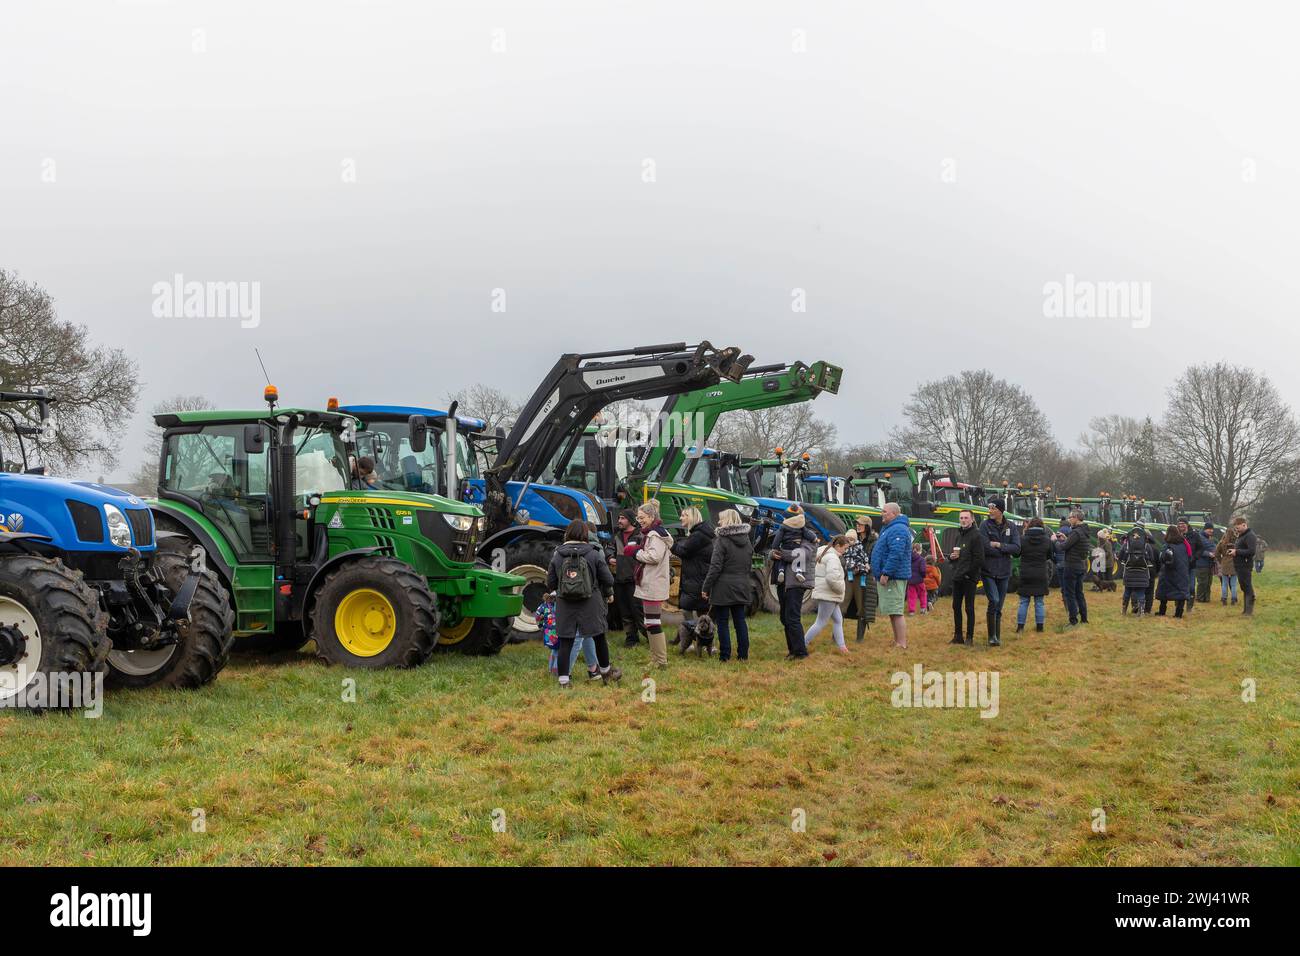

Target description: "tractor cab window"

left=440, top=430, right=479, bottom=483
left=801, top=479, right=827, bottom=504
left=294, top=429, right=350, bottom=500
left=355, top=423, right=439, bottom=494
left=161, top=423, right=272, bottom=560
left=848, top=482, right=877, bottom=507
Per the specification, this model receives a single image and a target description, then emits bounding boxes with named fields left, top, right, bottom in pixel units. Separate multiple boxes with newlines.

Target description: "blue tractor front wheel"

left=0, top=553, right=109, bottom=708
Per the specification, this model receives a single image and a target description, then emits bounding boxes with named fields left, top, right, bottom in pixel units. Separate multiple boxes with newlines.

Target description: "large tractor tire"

left=435, top=614, right=510, bottom=657
left=0, top=554, right=109, bottom=708
left=105, top=544, right=235, bottom=690
left=497, top=538, right=558, bottom=643
left=748, top=568, right=777, bottom=616
left=435, top=557, right=513, bottom=656
left=309, top=555, right=439, bottom=668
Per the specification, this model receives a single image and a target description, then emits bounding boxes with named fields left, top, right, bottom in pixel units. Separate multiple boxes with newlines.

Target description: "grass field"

left=3, top=555, right=1298, bottom=866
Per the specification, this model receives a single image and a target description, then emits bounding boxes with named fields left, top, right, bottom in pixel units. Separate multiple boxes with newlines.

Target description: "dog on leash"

left=676, top=615, right=715, bottom=656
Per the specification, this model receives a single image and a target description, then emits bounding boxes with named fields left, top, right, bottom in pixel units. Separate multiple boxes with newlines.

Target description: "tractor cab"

left=849, top=460, right=938, bottom=518
left=340, top=404, right=485, bottom=499
left=799, top=473, right=845, bottom=505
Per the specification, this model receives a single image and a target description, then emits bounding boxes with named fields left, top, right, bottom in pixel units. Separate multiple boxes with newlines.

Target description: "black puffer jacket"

left=1016, top=525, right=1052, bottom=597
left=950, top=524, right=985, bottom=584
left=1119, top=532, right=1155, bottom=589
left=545, top=541, right=615, bottom=640
left=1055, top=522, right=1092, bottom=571
left=702, top=523, right=754, bottom=607
left=672, top=521, right=715, bottom=611
left=979, top=516, right=1021, bottom=579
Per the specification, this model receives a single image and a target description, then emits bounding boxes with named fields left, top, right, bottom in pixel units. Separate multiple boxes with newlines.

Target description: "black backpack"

left=557, top=548, right=596, bottom=602
left=1125, top=533, right=1148, bottom=571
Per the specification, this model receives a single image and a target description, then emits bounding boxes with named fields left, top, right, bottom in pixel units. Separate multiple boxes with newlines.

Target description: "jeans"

left=555, top=633, right=611, bottom=680
left=1122, top=587, right=1146, bottom=612
left=1194, top=566, right=1212, bottom=604
left=1016, top=593, right=1045, bottom=627
left=1238, top=564, right=1254, bottom=603
left=711, top=604, right=749, bottom=661
left=804, top=599, right=845, bottom=649
left=952, top=579, right=978, bottom=640
left=1060, top=567, right=1087, bottom=623
left=1220, top=575, right=1238, bottom=601
left=780, top=585, right=807, bottom=656
left=982, top=574, right=1010, bottom=618
left=568, top=635, right=599, bottom=674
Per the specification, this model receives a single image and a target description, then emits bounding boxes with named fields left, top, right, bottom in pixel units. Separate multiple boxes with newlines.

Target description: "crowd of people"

left=534, top=497, right=1267, bottom=686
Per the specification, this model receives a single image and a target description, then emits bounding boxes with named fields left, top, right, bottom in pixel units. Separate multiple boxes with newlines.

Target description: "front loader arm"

left=482, top=342, right=753, bottom=532
left=640, top=359, right=843, bottom=485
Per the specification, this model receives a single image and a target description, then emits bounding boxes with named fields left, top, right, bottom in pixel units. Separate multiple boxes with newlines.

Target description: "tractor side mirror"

left=242, top=425, right=266, bottom=455
left=582, top=439, right=599, bottom=474
left=408, top=415, right=429, bottom=453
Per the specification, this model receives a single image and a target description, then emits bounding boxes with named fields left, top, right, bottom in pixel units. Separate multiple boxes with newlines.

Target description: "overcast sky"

left=3, top=0, right=1297, bottom=481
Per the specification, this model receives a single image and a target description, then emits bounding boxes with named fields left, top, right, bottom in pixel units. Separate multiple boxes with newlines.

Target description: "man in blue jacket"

left=871, top=502, right=914, bottom=649
left=979, top=497, right=1021, bottom=646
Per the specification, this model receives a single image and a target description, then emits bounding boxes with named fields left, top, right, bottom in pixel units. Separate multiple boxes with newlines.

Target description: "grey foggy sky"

left=2, top=0, right=1298, bottom=482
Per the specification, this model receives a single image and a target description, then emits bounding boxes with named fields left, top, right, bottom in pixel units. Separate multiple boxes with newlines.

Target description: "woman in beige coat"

left=624, top=500, right=674, bottom=666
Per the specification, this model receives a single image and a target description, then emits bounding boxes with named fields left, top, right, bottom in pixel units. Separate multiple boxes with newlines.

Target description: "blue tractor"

left=0, top=389, right=233, bottom=702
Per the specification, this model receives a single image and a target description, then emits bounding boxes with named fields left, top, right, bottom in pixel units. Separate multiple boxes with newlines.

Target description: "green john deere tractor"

left=146, top=389, right=523, bottom=667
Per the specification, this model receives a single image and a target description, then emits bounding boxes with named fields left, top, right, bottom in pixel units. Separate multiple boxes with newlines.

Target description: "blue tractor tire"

left=104, top=541, right=235, bottom=689
left=0, top=553, right=109, bottom=707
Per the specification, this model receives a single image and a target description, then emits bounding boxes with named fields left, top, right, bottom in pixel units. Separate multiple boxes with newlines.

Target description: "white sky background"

left=1, top=0, right=1297, bottom=481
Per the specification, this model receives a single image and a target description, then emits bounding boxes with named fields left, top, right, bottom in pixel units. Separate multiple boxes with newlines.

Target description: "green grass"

left=3, top=555, right=1298, bottom=866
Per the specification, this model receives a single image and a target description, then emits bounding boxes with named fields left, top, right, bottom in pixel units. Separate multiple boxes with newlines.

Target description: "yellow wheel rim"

left=333, top=588, right=397, bottom=658
left=439, top=615, right=474, bottom=644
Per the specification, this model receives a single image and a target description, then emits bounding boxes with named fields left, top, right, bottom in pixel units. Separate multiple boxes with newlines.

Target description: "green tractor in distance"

left=146, top=388, right=523, bottom=668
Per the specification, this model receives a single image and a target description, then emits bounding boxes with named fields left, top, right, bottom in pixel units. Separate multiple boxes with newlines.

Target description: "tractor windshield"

left=355, top=422, right=477, bottom=495
left=848, top=482, right=877, bottom=507
left=801, top=479, right=828, bottom=504
left=294, top=428, right=351, bottom=497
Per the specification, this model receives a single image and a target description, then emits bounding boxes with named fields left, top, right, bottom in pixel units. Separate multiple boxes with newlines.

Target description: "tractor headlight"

left=104, top=504, right=132, bottom=548
left=443, top=513, right=474, bottom=532
left=581, top=498, right=598, bottom=523
left=735, top=503, right=755, bottom=518
left=475, top=516, right=486, bottom=534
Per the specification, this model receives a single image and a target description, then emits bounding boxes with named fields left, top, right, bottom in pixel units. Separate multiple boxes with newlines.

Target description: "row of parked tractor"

left=0, top=342, right=1214, bottom=705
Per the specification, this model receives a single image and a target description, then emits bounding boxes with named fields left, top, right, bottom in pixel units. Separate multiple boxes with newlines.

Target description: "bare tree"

left=712, top=404, right=838, bottom=460
left=450, top=384, right=521, bottom=433
left=890, top=370, right=1053, bottom=484
left=133, top=394, right=215, bottom=488
left=1163, top=363, right=1300, bottom=518
left=0, top=269, right=139, bottom=472
left=1078, top=414, right=1143, bottom=471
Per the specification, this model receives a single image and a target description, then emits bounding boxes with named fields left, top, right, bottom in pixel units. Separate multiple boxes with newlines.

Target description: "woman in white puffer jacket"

left=804, top=535, right=850, bottom=654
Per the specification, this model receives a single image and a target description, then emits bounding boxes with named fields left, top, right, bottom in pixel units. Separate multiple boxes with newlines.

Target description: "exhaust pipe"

left=445, top=401, right=459, bottom=501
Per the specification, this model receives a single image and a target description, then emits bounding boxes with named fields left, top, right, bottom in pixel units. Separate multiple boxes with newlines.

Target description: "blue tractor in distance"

left=0, top=389, right=233, bottom=704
